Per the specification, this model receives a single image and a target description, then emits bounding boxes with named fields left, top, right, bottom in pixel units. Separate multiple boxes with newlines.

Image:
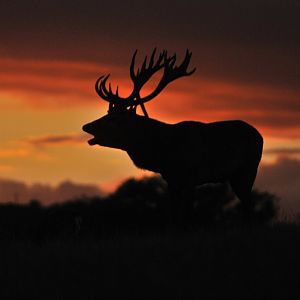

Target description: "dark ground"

left=0, top=177, right=297, bottom=299
left=0, top=224, right=300, bottom=300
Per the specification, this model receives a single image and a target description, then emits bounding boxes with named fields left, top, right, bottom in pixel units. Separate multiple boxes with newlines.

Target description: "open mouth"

left=82, top=124, right=98, bottom=145
left=87, top=136, right=98, bottom=145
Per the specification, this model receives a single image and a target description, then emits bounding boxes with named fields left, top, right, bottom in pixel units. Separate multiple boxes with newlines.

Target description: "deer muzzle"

left=82, top=123, right=98, bottom=146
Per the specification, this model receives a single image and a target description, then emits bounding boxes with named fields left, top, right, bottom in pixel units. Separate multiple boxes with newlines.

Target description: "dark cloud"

left=27, top=134, right=87, bottom=147
left=264, top=148, right=300, bottom=155
left=256, top=157, right=300, bottom=213
left=0, top=178, right=102, bottom=205
left=0, top=0, right=299, bottom=90
left=1, top=0, right=299, bottom=47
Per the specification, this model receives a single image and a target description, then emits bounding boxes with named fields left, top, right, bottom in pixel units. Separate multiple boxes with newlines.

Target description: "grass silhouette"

left=0, top=225, right=300, bottom=299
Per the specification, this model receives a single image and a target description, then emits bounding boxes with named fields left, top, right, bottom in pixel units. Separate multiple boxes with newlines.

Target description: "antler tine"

left=141, top=55, right=148, bottom=73
left=130, top=48, right=163, bottom=82
left=95, top=74, right=124, bottom=104
left=100, top=77, right=113, bottom=100
left=164, top=49, right=196, bottom=79
left=109, top=82, right=113, bottom=94
left=134, top=49, right=196, bottom=105
left=180, top=49, right=196, bottom=75
left=130, top=50, right=138, bottom=81
left=158, top=50, right=167, bottom=67
left=148, top=48, right=157, bottom=68
left=95, top=75, right=110, bottom=101
left=95, top=75, right=106, bottom=93
left=95, top=49, right=195, bottom=115
left=167, top=53, right=177, bottom=69
left=130, top=48, right=168, bottom=90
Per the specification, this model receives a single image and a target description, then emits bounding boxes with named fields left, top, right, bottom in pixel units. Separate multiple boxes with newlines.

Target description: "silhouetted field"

left=0, top=225, right=300, bottom=299
left=0, top=177, right=298, bottom=299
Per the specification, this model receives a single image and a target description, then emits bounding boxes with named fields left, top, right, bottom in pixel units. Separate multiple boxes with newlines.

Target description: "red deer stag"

left=82, top=49, right=263, bottom=218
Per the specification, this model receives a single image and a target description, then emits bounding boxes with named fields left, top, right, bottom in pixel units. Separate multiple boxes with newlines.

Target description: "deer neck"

left=125, top=117, right=171, bottom=172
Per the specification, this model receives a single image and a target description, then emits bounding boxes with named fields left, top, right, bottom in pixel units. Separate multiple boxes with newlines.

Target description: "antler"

left=95, top=49, right=196, bottom=116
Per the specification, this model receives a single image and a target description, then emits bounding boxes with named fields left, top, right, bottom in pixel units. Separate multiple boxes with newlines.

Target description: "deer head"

left=82, top=49, right=196, bottom=149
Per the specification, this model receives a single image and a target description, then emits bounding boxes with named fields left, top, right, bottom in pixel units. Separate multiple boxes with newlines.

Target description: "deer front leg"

left=167, top=182, right=195, bottom=229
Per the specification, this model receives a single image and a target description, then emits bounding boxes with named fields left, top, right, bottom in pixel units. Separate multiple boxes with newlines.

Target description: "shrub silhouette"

left=111, top=176, right=278, bottom=226
left=0, top=176, right=279, bottom=241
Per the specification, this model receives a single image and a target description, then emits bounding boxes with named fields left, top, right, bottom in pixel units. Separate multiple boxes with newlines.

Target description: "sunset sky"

left=0, top=0, right=299, bottom=211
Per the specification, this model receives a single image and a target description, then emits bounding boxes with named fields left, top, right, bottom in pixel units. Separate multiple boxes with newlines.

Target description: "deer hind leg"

left=230, top=167, right=258, bottom=217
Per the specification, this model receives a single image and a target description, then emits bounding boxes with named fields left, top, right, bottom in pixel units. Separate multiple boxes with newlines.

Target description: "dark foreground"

left=1, top=224, right=300, bottom=300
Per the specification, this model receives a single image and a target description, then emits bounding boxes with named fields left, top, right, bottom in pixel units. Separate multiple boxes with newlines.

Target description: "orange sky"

left=1, top=55, right=299, bottom=181
left=0, top=0, right=300, bottom=210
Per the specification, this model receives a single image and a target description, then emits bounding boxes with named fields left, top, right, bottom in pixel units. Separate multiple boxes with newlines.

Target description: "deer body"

left=83, top=113, right=263, bottom=207
left=127, top=118, right=263, bottom=187
left=83, top=49, right=263, bottom=215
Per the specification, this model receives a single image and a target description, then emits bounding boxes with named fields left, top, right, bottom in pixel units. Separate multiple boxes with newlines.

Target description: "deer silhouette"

left=82, top=49, right=263, bottom=220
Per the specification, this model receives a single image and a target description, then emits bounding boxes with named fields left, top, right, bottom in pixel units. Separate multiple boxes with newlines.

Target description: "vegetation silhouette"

left=82, top=48, right=263, bottom=222
left=0, top=180, right=299, bottom=300
left=0, top=176, right=278, bottom=242
left=1, top=218, right=300, bottom=300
